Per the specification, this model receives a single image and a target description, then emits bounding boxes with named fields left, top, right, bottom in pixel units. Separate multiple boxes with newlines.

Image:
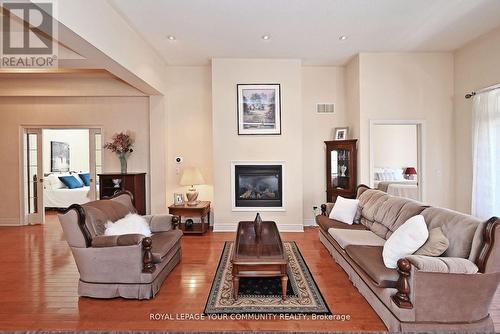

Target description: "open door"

left=24, top=128, right=44, bottom=225
left=89, top=128, right=103, bottom=201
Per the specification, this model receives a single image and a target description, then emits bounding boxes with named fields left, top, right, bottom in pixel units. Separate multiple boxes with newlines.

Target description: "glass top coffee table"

left=231, top=220, right=288, bottom=300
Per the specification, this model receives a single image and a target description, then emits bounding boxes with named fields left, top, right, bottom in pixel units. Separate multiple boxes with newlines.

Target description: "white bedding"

left=44, top=186, right=96, bottom=208
left=387, top=183, right=419, bottom=200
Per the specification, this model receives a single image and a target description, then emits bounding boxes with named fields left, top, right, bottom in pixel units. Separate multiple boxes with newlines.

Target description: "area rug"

left=204, top=241, right=331, bottom=314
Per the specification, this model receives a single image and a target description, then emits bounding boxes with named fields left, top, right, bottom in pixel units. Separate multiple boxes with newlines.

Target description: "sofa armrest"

left=91, top=234, right=144, bottom=248
left=143, top=214, right=180, bottom=232
left=320, top=203, right=335, bottom=216
left=405, top=255, right=479, bottom=274
left=391, top=258, right=500, bottom=323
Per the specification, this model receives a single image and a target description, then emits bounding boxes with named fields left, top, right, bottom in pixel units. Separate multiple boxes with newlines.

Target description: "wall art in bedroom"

left=237, top=83, right=281, bottom=135
left=51, top=141, right=70, bottom=172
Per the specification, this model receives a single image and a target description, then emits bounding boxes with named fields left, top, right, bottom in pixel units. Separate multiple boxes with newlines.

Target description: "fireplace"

left=234, top=164, right=283, bottom=208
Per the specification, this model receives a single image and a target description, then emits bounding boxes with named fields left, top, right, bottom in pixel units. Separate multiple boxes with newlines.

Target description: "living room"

left=0, top=1, right=499, bottom=333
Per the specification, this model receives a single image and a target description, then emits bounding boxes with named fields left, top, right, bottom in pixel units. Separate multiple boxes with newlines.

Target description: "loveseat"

left=58, top=191, right=183, bottom=299
left=317, top=185, right=500, bottom=332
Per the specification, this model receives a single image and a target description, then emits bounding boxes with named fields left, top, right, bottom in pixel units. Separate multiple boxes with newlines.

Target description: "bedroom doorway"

left=20, top=126, right=103, bottom=225
left=369, top=120, right=425, bottom=201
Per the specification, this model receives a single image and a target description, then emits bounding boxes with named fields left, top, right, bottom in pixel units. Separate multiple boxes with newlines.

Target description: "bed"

left=373, top=167, right=419, bottom=200
left=43, top=173, right=96, bottom=209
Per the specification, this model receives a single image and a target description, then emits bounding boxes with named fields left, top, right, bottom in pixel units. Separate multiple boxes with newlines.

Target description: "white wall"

left=42, top=129, right=90, bottom=174
left=301, top=66, right=347, bottom=224
left=453, top=26, right=500, bottom=214
left=165, top=66, right=213, bottom=204
left=357, top=53, right=454, bottom=209
left=211, top=59, right=303, bottom=231
left=372, top=124, right=417, bottom=170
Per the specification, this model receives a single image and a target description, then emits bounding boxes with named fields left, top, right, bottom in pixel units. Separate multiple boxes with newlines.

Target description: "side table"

left=168, top=201, right=210, bottom=235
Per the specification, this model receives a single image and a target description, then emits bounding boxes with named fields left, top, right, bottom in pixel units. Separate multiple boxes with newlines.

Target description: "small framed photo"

left=173, top=193, right=185, bottom=205
left=334, top=127, right=349, bottom=140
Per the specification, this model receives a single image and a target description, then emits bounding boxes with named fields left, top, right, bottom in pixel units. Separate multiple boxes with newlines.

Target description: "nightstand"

left=168, top=201, right=210, bottom=235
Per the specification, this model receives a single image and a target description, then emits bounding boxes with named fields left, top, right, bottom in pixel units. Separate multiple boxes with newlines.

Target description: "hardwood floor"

left=0, top=212, right=497, bottom=332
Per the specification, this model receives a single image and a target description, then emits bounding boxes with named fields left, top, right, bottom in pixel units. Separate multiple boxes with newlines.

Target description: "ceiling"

left=110, top=0, right=500, bottom=66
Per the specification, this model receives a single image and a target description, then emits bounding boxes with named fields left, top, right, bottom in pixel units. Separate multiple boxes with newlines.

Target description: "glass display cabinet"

left=325, top=139, right=358, bottom=202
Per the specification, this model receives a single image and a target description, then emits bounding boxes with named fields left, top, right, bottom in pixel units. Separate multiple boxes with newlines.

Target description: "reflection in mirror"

left=371, top=124, right=421, bottom=201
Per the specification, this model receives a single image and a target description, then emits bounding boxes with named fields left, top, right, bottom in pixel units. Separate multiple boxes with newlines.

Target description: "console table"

left=168, top=201, right=210, bottom=234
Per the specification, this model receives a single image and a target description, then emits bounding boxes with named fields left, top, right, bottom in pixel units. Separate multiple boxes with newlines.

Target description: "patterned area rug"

left=204, top=241, right=331, bottom=314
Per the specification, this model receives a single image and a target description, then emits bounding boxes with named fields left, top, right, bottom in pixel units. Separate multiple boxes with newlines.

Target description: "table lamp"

left=180, top=167, right=205, bottom=206
left=404, top=167, right=417, bottom=180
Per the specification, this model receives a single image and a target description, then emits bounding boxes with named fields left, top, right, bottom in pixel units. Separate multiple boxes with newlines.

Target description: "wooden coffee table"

left=231, top=220, right=288, bottom=300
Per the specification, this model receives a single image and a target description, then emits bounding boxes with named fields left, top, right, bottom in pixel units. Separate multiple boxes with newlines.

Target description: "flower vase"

left=118, top=153, right=127, bottom=174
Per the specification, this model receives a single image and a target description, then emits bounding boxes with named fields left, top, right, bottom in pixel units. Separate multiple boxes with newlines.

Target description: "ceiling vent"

left=316, top=103, right=334, bottom=114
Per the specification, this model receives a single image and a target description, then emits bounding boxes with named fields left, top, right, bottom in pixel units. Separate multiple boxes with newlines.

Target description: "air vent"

left=316, top=103, right=334, bottom=114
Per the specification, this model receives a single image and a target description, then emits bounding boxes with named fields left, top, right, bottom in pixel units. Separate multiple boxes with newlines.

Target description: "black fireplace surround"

left=235, top=165, right=283, bottom=208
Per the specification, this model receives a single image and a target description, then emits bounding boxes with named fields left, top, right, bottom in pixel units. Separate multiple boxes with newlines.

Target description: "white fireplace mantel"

left=231, top=160, right=286, bottom=212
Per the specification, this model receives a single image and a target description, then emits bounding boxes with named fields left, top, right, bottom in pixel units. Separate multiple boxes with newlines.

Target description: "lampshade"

left=404, top=167, right=417, bottom=175
left=180, top=167, right=205, bottom=186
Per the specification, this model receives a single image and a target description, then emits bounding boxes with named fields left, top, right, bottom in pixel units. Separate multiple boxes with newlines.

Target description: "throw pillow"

left=78, top=173, right=91, bottom=186
left=414, top=227, right=449, bottom=256
left=104, top=213, right=152, bottom=237
left=329, top=196, right=360, bottom=225
left=382, top=215, right=428, bottom=268
left=58, top=175, right=83, bottom=189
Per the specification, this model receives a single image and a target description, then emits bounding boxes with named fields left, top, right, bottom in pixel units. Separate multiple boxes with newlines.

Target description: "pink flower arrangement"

left=104, top=132, right=134, bottom=154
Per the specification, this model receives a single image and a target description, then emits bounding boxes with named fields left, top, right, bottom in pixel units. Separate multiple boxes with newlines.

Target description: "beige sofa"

left=58, top=191, right=183, bottom=299
left=317, top=185, right=500, bottom=332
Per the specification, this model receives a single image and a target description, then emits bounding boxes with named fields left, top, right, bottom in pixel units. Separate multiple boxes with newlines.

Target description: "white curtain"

left=471, top=89, right=500, bottom=219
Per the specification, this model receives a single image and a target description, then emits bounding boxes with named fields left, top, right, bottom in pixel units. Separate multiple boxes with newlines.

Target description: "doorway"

left=21, top=126, right=103, bottom=225
left=369, top=120, right=425, bottom=201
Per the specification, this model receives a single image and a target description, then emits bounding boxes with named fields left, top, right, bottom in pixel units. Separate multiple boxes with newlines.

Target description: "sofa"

left=58, top=191, right=183, bottom=299
left=317, top=185, right=500, bottom=332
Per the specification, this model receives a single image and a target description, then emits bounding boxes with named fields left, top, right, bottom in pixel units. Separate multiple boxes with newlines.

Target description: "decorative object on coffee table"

left=205, top=241, right=331, bottom=315
left=180, top=167, right=205, bottom=206
left=231, top=220, right=288, bottom=300
left=168, top=200, right=210, bottom=234
left=253, top=213, right=262, bottom=238
left=104, top=131, right=134, bottom=174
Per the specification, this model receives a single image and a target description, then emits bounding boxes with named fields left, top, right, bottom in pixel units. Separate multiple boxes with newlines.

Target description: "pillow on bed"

left=45, top=173, right=68, bottom=190
left=58, top=175, right=83, bottom=189
left=105, top=213, right=152, bottom=237
left=78, top=173, right=90, bottom=186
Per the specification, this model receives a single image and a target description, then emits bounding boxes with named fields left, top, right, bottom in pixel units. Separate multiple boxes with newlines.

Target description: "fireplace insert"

left=234, top=165, right=282, bottom=207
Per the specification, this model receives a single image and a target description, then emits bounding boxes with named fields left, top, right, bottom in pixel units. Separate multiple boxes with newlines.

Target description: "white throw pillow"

left=104, top=213, right=152, bottom=237
left=329, top=196, right=360, bottom=225
left=382, top=215, right=428, bottom=268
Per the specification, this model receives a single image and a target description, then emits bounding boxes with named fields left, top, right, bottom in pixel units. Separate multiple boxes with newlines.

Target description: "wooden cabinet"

left=98, top=173, right=146, bottom=215
left=325, top=140, right=357, bottom=202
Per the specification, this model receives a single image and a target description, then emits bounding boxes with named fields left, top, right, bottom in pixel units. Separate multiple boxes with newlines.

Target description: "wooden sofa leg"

left=142, top=237, right=156, bottom=273
left=392, top=258, right=413, bottom=309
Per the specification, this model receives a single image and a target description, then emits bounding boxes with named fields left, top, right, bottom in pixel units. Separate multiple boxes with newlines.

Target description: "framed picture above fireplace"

left=237, top=84, right=281, bottom=135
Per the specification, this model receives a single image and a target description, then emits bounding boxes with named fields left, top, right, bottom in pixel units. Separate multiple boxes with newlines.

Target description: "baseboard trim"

left=0, top=218, right=21, bottom=226
left=303, top=218, right=317, bottom=226
left=213, top=223, right=304, bottom=232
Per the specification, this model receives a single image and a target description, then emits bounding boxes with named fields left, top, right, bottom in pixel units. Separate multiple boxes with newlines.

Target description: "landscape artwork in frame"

left=237, top=84, right=281, bottom=135
left=51, top=141, right=70, bottom=172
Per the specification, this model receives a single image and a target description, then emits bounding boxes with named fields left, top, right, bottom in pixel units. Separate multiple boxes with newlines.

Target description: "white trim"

left=303, top=218, right=317, bottom=226
left=230, top=160, right=286, bottom=212
left=213, top=223, right=303, bottom=233
left=368, top=119, right=426, bottom=202
left=0, top=218, right=21, bottom=226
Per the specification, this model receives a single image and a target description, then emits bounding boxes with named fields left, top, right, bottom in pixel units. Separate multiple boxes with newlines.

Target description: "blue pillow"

left=78, top=173, right=90, bottom=186
left=58, top=175, right=83, bottom=189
